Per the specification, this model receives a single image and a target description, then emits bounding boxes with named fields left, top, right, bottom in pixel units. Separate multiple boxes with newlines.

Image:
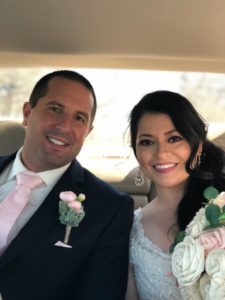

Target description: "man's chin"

left=44, top=152, right=77, bottom=169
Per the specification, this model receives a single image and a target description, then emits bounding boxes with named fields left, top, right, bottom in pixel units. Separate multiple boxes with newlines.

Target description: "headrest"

left=0, top=121, right=25, bottom=155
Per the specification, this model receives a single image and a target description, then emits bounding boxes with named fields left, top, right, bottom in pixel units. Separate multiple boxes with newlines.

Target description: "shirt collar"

left=8, top=148, right=71, bottom=186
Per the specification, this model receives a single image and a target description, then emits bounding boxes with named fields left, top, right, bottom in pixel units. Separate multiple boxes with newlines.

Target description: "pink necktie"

left=0, top=171, right=43, bottom=252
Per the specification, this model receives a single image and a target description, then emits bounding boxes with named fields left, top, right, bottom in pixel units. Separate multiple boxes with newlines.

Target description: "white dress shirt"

left=0, top=148, right=70, bottom=247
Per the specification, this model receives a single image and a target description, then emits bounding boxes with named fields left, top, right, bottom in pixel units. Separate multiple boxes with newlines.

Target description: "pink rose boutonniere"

left=58, top=191, right=86, bottom=246
left=171, top=187, right=225, bottom=299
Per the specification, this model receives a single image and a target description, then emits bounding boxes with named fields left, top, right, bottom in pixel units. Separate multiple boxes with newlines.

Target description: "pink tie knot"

left=16, top=171, right=43, bottom=190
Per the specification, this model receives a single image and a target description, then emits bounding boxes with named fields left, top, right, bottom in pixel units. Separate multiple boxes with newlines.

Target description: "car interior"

left=0, top=120, right=154, bottom=209
left=1, top=0, right=225, bottom=209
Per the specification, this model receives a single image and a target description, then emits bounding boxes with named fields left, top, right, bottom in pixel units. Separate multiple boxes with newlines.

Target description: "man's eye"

left=138, top=139, right=154, bottom=146
left=168, top=136, right=182, bottom=143
left=75, top=114, right=85, bottom=123
left=49, top=106, right=61, bottom=113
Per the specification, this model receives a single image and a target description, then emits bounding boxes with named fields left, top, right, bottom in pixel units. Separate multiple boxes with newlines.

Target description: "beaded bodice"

left=129, top=208, right=182, bottom=300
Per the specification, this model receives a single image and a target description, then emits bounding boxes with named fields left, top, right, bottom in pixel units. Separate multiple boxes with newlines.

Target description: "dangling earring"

left=197, top=154, right=202, bottom=167
left=134, top=167, right=145, bottom=187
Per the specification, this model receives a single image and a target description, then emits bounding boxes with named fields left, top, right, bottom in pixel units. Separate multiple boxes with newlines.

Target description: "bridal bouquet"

left=171, top=187, right=225, bottom=299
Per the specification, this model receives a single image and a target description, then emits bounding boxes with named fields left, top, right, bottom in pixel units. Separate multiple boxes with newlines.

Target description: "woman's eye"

left=168, top=135, right=182, bottom=143
left=138, top=139, right=154, bottom=146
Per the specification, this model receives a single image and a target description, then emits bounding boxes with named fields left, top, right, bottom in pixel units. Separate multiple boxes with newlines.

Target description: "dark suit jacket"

left=0, top=154, right=134, bottom=300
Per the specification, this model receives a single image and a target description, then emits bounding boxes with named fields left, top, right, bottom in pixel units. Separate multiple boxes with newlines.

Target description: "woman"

left=125, top=90, right=225, bottom=300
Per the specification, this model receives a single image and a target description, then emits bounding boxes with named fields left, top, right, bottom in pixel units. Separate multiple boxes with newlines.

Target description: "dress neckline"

left=134, top=208, right=171, bottom=257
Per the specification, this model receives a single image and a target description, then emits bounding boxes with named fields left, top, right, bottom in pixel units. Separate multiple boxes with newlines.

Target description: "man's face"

left=22, top=76, right=94, bottom=172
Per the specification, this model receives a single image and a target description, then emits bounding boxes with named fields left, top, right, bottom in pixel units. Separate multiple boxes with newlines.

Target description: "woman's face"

left=135, top=113, right=192, bottom=190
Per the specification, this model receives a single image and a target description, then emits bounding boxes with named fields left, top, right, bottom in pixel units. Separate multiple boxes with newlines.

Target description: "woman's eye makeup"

left=168, top=135, right=183, bottom=143
left=138, top=139, right=154, bottom=146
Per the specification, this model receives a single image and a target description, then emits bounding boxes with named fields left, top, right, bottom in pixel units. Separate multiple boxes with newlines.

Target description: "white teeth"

left=48, top=137, right=65, bottom=145
left=155, top=164, right=175, bottom=169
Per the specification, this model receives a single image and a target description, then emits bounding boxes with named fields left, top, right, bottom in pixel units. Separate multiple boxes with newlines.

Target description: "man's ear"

left=86, top=124, right=94, bottom=136
left=22, top=102, right=32, bottom=126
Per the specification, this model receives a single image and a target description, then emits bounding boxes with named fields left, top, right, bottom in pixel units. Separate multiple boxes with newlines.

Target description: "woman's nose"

left=156, top=142, right=169, bottom=157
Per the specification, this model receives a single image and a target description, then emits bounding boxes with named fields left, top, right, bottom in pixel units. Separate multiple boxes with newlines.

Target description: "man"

left=0, top=70, right=134, bottom=300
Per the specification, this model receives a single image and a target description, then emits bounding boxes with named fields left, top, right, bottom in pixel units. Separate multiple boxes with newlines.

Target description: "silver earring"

left=134, top=168, right=145, bottom=187
left=197, top=155, right=202, bottom=167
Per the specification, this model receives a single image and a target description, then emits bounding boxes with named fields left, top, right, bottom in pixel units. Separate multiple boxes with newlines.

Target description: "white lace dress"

left=129, top=208, right=182, bottom=300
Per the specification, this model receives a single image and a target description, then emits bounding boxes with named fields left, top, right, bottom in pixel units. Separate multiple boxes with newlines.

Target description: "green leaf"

left=205, top=203, right=221, bottom=226
left=170, top=231, right=185, bottom=253
left=219, top=213, right=225, bottom=221
left=59, top=201, right=68, bottom=214
left=59, top=200, right=85, bottom=227
left=204, top=187, right=219, bottom=201
left=175, top=231, right=185, bottom=244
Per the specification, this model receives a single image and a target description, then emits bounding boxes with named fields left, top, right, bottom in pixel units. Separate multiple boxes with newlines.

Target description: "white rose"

left=185, top=207, right=209, bottom=238
left=179, top=282, right=202, bottom=300
left=199, top=273, right=211, bottom=299
left=212, top=192, right=225, bottom=208
left=206, top=271, right=225, bottom=300
left=172, top=236, right=205, bottom=286
left=205, top=248, right=225, bottom=275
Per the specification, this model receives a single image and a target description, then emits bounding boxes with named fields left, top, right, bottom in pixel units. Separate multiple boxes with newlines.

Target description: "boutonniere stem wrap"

left=59, top=191, right=86, bottom=245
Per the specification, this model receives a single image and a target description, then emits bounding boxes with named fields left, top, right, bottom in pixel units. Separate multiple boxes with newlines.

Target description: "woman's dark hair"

left=29, top=70, right=97, bottom=121
left=129, top=90, right=225, bottom=230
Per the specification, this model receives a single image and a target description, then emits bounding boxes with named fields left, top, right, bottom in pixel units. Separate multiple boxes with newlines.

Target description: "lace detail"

left=129, top=208, right=182, bottom=300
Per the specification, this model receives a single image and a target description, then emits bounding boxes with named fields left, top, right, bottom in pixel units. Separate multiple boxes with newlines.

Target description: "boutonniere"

left=56, top=191, right=86, bottom=247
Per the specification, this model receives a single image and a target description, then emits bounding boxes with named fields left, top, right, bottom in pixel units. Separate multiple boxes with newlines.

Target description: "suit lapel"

left=0, top=153, right=16, bottom=173
left=0, top=159, right=84, bottom=267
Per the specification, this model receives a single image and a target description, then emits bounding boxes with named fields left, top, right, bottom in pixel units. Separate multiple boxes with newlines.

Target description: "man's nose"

left=56, top=115, right=74, bottom=131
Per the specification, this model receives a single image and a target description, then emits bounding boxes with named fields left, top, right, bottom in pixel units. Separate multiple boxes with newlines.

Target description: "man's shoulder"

left=0, top=153, right=15, bottom=170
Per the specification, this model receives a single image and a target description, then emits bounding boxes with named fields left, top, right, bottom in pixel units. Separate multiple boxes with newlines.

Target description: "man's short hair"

left=29, top=70, right=97, bottom=121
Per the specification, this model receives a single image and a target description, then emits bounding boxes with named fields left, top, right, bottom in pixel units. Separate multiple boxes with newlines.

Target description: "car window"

left=1, top=67, right=225, bottom=181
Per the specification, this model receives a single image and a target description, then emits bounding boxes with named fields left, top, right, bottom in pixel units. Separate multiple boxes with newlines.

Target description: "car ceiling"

left=0, top=0, right=225, bottom=72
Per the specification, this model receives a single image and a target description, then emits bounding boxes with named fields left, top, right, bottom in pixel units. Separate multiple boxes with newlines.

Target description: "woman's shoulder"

left=134, top=207, right=142, bottom=218
left=131, top=207, right=143, bottom=234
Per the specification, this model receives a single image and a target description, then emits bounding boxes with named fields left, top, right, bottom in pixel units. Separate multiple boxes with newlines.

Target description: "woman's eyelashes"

left=138, top=135, right=184, bottom=146
left=168, top=135, right=183, bottom=143
left=138, top=139, right=154, bottom=146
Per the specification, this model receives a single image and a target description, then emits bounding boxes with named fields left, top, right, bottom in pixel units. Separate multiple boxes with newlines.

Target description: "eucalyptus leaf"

left=203, top=187, right=219, bottom=201
left=170, top=231, right=185, bottom=253
left=175, top=231, right=185, bottom=244
left=219, top=213, right=225, bottom=221
left=205, top=204, right=221, bottom=226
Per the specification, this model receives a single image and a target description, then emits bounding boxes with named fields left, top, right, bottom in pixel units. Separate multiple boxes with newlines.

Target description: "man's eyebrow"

left=45, top=100, right=64, bottom=108
left=76, top=111, right=89, bottom=119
